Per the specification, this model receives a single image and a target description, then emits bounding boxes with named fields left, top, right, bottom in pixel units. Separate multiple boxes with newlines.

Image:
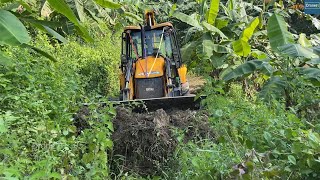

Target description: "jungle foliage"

left=0, top=0, right=319, bottom=179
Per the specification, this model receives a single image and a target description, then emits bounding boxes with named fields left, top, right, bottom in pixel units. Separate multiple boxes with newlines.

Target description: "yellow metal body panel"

left=134, top=56, right=165, bottom=78
left=120, top=73, right=125, bottom=89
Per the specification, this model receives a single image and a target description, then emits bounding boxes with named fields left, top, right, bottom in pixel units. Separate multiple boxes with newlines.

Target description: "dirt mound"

left=111, top=107, right=214, bottom=175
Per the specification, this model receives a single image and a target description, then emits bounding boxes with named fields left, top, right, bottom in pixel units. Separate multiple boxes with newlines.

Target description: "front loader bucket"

left=111, top=95, right=204, bottom=112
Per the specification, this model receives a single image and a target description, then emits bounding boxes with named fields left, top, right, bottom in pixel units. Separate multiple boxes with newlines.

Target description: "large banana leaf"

left=74, top=0, right=86, bottom=22
left=215, top=18, right=229, bottom=29
left=181, top=41, right=197, bottom=62
left=43, top=26, right=68, bottom=44
left=0, top=10, right=31, bottom=46
left=222, top=60, right=273, bottom=81
left=259, top=76, right=287, bottom=102
left=232, top=17, right=259, bottom=57
left=312, top=17, right=320, bottom=30
left=299, top=67, right=320, bottom=86
left=306, top=58, right=320, bottom=66
left=242, top=17, right=259, bottom=42
left=207, top=0, right=219, bottom=25
left=278, top=44, right=319, bottom=59
left=232, top=39, right=251, bottom=57
left=172, top=12, right=203, bottom=30
left=93, top=0, right=121, bottom=9
left=267, top=13, right=293, bottom=52
left=298, top=33, right=312, bottom=48
left=123, top=12, right=143, bottom=22
left=202, top=22, right=227, bottom=39
left=47, top=0, right=93, bottom=42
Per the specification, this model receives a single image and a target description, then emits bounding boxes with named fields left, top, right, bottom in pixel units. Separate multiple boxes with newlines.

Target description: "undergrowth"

left=164, top=83, right=320, bottom=179
left=0, top=27, right=120, bottom=179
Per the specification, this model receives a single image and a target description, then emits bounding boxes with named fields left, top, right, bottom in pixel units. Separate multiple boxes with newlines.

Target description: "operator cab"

left=119, top=11, right=187, bottom=101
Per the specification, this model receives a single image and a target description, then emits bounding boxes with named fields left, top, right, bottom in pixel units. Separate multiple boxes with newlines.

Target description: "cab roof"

left=124, top=22, right=173, bottom=31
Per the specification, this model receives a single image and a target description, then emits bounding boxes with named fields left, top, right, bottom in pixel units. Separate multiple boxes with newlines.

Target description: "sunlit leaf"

left=298, top=33, right=312, bottom=47
left=93, top=0, right=121, bottom=9
left=202, top=22, right=227, bottom=39
left=232, top=17, right=259, bottom=57
left=288, top=155, right=296, bottom=165
left=43, top=26, right=68, bottom=44
left=0, top=10, right=31, bottom=46
left=172, top=12, right=203, bottom=30
left=232, top=39, right=251, bottom=57
left=207, top=0, right=219, bottom=25
left=47, top=0, right=93, bottom=42
left=278, top=44, right=319, bottom=59
left=0, top=51, right=14, bottom=67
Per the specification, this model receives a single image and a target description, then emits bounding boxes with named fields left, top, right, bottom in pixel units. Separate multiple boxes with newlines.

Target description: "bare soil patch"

left=111, top=107, right=214, bottom=175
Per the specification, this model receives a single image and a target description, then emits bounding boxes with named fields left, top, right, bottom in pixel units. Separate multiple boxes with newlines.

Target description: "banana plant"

left=171, top=0, right=264, bottom=75
left=222, top=13, right=320, bottom=105
left=0, top=9, right=56, bottom=61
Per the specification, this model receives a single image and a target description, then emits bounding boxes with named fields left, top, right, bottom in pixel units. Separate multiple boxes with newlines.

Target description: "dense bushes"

left=0, top=29, right=120, bottom=179
left=166, top=84, right=320, bottom=179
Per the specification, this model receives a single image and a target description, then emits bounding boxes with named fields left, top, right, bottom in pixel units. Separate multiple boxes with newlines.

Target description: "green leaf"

left=0, top=51, right=14, bottom=67
left=241, top=17, right=259, bottom=42
left=202, top=22, right=227, bottom=39
left=299, top=67, right=320, bottom=86
left=263, top=131, right=272, bottom=143
left=47, top=0, right=78, bottom=25
left=0, top=118, right=7, bottom=134
left=47, top=0, right=93, bottom=42
left=222, top=60, right=273, bottom=81
left=232, top=17, right=259, bottom=57
left=232, top=39, right=251, bottom=57
left=21, top=44, right=57, bottom=62
left=259, top=76, right=287, bottom=101
left=21, top=17, right=63, bottom=28
left=278, top=44, right=319, bottom=59
left=43, top=26, right=68, bottom=44
left=168, top=3, right=177, bottom=17
left=298, top=33, right=312, bottom=47
left=181, top=41, right=197, bottom=62
left=306, top=58, right=320, bottom=65
left=123, top=12, right=143, bottom=22
left=207, top=0, right=219, bottom=25
left=172, top=12, right=203, bottom=30
left=308, top=132, right=320, bottom=144
left=267, top=13, right=294, bottom=52
left=312, top=17, right=320, bottom=30
left=84, top=7, right=103, bottom=24
left=93, top=0, right=121, bottom=9
left=288, top=155, right=296, bottom=165
left=74, top=0, right=86, bottom=22
left=252, top=50, right=268, bottom=59
left=215, top=18, right=229, bottom=29
left=0, top=10, right=31, bottom=46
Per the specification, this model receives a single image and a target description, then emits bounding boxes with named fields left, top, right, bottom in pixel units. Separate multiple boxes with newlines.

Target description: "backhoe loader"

left=117, top=10, right=200, bottom=111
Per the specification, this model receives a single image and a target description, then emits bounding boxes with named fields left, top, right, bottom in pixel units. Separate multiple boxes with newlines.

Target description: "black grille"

left=135, top=77, right=164, bottom=99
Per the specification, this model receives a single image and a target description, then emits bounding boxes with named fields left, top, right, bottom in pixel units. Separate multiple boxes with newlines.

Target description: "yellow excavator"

left=117, top=10, right=200, bottom=111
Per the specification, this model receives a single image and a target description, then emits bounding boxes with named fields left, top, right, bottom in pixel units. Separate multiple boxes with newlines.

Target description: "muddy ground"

left=110, top=107, right=214, bottom=175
